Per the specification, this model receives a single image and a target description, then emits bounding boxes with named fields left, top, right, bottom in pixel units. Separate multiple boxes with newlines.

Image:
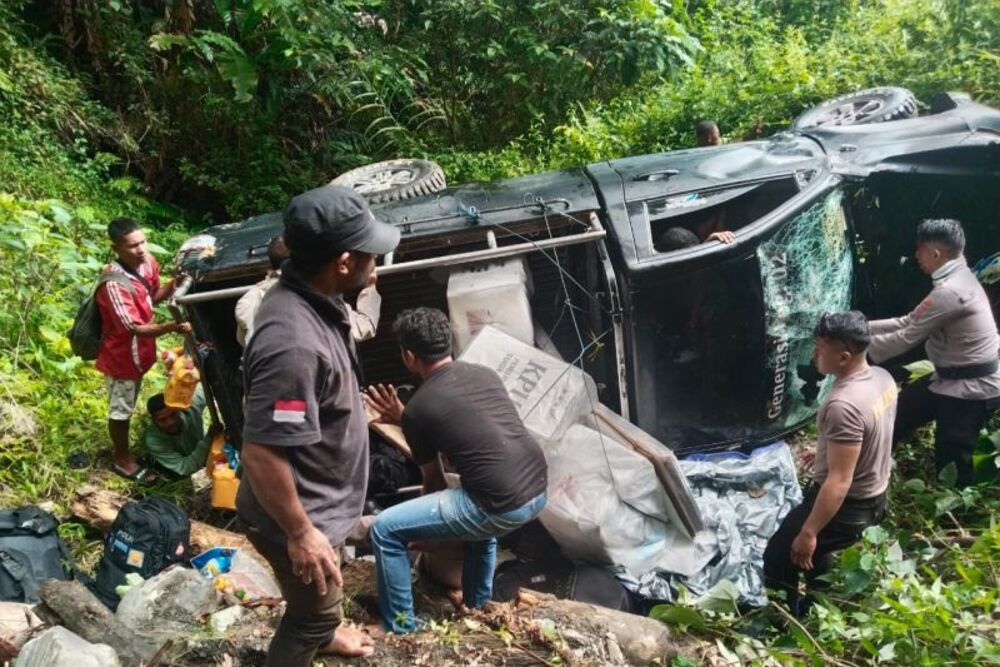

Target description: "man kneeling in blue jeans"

left=365, top=307, right=548, bottom=634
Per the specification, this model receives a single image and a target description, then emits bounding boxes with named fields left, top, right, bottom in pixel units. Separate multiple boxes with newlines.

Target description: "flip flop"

left=111, top=463, right=159, bottom=485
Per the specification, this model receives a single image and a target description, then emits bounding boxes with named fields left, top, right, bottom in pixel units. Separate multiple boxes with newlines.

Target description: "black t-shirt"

left=403, top=361, right=547, bottom=514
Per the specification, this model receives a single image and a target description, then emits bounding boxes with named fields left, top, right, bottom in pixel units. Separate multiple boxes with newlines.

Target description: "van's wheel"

left=330, top=159, right=446, bottom=204
left=792, top=87, right=918, bottom=129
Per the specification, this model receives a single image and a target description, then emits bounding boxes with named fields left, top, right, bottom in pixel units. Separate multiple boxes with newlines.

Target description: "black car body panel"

left=177, top=92, right=1000, bottom=454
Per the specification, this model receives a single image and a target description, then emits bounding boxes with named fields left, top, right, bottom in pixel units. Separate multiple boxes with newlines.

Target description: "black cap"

left=283, top=185, right=400, bottom=264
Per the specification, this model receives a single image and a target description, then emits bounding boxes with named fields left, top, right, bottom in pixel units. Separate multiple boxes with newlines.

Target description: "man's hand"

left=168, top=321, right=192, bottom=335
left=365, top=384, right=404, bottom=426
left=791, top=529, right=817, bottom=570
left=706, top=231, right=736, bottom=244
left=287, top=525, right=342, bottom=596
left=797, top=446, right=817, bottom=472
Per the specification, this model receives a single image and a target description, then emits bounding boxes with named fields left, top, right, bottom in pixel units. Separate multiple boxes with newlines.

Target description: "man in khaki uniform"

left=764, top=311, right=896, bottom=615
left=868, top=219, right=1000, bottom=487
left=235, top=233, right=382, bottom=347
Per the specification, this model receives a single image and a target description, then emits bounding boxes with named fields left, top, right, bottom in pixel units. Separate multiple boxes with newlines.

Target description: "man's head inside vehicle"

left=812, top=311, right=871, bottom=376
left=696, top=120, right=721, bottom=147
left=267, top=234, right=288, bottom=271
left=147, top=393, right=182, bottom=436
left=915, top=218, right=965, bottom=275
left=659, top=226, right=701, bottom=252
left=281, top=185, right=400, bottom=290
left=108, top=217, right=148, bottom=268
left=393, top=307, right=453, bottom=376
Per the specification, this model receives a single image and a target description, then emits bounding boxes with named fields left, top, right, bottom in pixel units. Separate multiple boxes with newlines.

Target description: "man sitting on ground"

left=365, top=307, right=548, bottom=634
left=764, top=311, right=897, bottom=615
left=144, top=386, right=221, bottom=478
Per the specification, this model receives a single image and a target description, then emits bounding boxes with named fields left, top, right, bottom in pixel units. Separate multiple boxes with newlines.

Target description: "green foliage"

left=808, top=521, right=1000, bottom=665
left=390, top=0, right=698, bottom=148
left=650, top=447, right=1000, bottom=666
left=436, top=0, right=1000, bottom=183
left=18, top=0, right=696, bottom=218
left=0, top=194, right=182, bottom=509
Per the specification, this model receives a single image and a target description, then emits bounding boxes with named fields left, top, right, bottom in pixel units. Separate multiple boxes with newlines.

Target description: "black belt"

left=935, top=357, right=999, bottom=380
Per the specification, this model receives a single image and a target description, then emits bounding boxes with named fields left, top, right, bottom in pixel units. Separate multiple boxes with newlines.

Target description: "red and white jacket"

left=95, top=258, right=161, bottom=380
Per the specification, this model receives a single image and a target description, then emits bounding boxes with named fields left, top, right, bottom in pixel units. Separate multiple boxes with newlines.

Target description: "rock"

left=0, top=400, right=36, bottom=441
left=115, top=567, right=219, bottom=643
left=0, top=602, right=42, bottom=643
left=14, top=626, right=119, bottom=667
left=208, top=605, right=248, bottom=634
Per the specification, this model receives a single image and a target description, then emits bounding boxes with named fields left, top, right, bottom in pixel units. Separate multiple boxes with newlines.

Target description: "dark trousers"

left=764, top=487, right=885, bottom=610
left=247, top=531, right=343, bottom=667
left=894, top=375, right=995, bottom=487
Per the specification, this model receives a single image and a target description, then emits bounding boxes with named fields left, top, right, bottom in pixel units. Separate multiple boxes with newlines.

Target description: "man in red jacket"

left=96, top=217, right=190, bottom=483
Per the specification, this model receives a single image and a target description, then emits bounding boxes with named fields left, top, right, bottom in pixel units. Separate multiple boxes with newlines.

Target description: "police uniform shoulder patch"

left=913, top=295, right=934, bottom=321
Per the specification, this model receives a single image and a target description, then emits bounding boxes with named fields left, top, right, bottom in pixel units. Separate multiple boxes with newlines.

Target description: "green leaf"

left=217, top=52, right=259, bottom=103
left=938, top=462, right=958, bottom=489
left=877, top=641, right=896, bottom=662
left=843, top=568, right=873, bottom=595
left=692, top=580, right=740, bottom=614
left=903, top=478, right=926, bottom=493
left=649, top=604, right=706, bottom=631
left=839, top=546, right=861, bottom=570
left=38, top=326, right=63, bottom=343
left=863, top=525, right=889, bottom=546
left=0, top=67, right=14, bottom=93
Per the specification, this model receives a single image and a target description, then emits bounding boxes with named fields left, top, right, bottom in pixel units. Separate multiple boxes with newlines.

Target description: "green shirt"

left=144, top=385, right=212, bottom=477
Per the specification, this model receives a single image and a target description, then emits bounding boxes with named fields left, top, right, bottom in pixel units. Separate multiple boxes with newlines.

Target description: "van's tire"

left=330, top=159, right=446, bottom=204
left=792, top=87, right=918, bottom=130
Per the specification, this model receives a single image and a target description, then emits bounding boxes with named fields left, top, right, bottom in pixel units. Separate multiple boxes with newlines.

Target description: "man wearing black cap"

left=237, top=185, right=399, bottom=664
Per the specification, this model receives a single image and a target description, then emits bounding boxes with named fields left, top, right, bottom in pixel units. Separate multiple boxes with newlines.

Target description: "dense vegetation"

left=0, top=0, right=997, bottom=663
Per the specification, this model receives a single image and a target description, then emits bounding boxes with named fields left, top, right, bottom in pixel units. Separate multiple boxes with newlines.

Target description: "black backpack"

left=493, top=558, right=636, bottom=613
left=67, top=269, right=136, bottom=361
left=89, top=496, right=191, bottom=610
left=0, top=506, right=74, bottom=603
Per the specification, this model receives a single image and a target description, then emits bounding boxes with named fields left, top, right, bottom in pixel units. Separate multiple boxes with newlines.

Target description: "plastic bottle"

left=205, top=431, right=227, bottom=476
left=164, top=354, right=200, bottom=409
left=211, top=463, right=239, bottom=511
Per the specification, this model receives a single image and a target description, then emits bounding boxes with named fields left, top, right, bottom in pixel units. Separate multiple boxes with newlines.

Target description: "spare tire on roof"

left=792, top=87, right=918, bottom=130
left=330, top=158, right=446, bottom=204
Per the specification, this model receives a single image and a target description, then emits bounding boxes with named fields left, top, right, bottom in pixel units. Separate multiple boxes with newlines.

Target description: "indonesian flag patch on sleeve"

left=273, top=399, right=307, bottom=423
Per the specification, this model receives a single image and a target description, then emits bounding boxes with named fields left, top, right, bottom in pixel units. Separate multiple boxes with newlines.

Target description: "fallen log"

left=332, top=560, right=701, bottom=667
left=521, top=589, right=682, bottom=665
left=36, top=579, right=157, bottom=667
left=71, top=485, right=273, bottom=573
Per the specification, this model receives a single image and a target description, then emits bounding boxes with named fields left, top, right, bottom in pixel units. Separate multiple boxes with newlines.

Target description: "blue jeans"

left=370, top=488, right=547, bottom=633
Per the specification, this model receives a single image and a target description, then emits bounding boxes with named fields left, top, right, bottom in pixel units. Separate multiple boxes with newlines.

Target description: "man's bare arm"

left=132, top=321, right=190, bottom=338
left=791, top=441, right=861, bottom=569
left=152, top=276, right=176, bottom=305
left=242, top=440, right=342, bottom=593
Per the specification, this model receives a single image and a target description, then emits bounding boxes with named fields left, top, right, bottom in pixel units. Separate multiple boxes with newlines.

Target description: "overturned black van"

left=173, top=88, right=1000, bottom=454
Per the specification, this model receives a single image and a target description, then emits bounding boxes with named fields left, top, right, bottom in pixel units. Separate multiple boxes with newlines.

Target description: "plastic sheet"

left=616, top=442, right=802, bottom=607
left=461, top=326, right=705, bottom=576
